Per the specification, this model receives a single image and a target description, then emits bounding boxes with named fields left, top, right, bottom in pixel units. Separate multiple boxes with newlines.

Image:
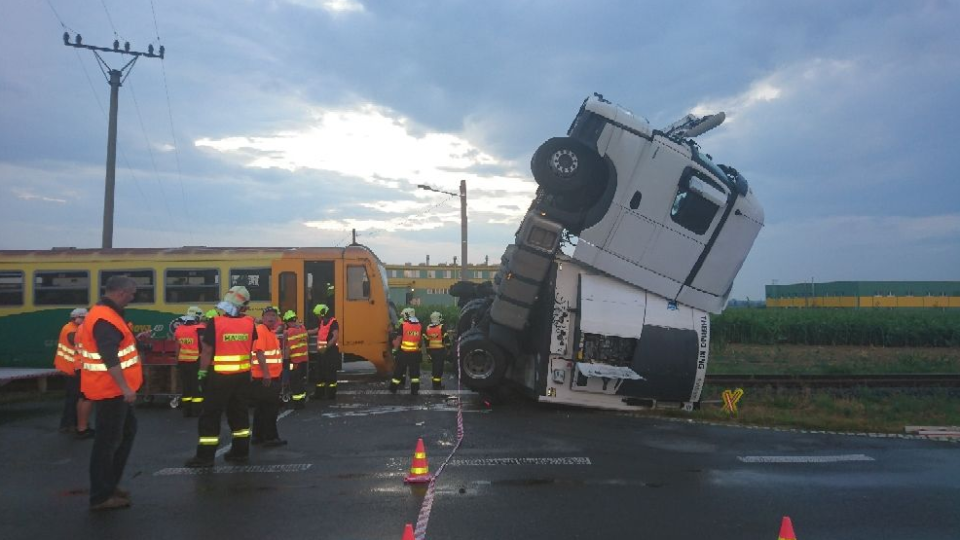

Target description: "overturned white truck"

left=456, top=94, right=764, bottom=411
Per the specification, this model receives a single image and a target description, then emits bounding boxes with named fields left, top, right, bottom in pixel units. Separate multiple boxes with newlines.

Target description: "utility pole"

left=63, top=33, right=164, bottom=248
left=416, top=180, right=468, bottom=281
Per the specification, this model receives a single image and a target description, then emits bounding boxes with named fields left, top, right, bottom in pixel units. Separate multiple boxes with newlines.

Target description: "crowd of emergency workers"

left=52, top=275, right=451, bottom=511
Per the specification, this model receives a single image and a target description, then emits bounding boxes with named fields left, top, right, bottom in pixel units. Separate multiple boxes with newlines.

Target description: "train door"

left=304, top=261, right=336, bottom=329
left=272, top=258, right=303, bottom=319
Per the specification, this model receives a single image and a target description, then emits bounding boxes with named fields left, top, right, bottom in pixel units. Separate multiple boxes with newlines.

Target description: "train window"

left=165, top=268, right=220, bottom=303
left=34, top=270, right=89, bottom=306
left=230, top=267, right=271, bottom=301
left=0, top=271, right=24, bottom=306
left=347, top=265, right=370, bottom=300
left=278, top=272, right=297, bottom=315
left=100, top=270, right=155, bottom=303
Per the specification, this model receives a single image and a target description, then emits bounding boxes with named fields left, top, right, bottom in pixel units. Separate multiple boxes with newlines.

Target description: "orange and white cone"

left=778, top=516, right=797, bottom=540
left=404, top=437, right=432, bottom=484
left=401, top=523, right=415, bottom=540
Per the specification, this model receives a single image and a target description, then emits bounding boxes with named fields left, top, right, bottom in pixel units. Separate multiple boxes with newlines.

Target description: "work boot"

left=326, top=385, right=337, bottom=400
left=225, top=437, right=250, bottom=463
left=411, top=383, right=420, bottom=396
left=312, top=384, right=326, bottom=399
left=185, top=445, right=216, bottom=468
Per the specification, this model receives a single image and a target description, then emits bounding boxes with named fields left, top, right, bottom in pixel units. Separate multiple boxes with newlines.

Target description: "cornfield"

left=712, top=308, right=960, bottom=347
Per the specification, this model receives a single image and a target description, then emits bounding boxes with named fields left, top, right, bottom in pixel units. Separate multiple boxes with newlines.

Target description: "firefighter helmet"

left=313, top=304, right=330, bottom=316
left=70, top=307, right=88, bottom=319
left=283, top=310, right=297, bottom=322
left=430, top=311, right=442, bottom=324
left=401, top=307, right=416, bottom=320
left=186, top=305, right=203, bottom=318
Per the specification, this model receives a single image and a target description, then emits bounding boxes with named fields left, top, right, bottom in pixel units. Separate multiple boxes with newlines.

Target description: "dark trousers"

left=289, top=362, right=308, bottom=405
left=60, top=373, right=80, bottom=429
left=428, top=347, right=447, bottom=388
left=314, top=346, right=340, bottom=398
left=178, top=361, right=200, bottom=413
left=89, top=397, right=137, bottom=505
left=390, top=350, right=421, bottom=395
left=195, top=372, right=250, bottom=458
left=251, top=378, right=281, bottom=441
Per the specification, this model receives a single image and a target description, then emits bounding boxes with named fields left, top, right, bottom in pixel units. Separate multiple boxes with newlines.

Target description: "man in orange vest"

left=310, top=303, right=340, bottom=400
left=185, top=286, right=258, bottom=468
left=389, top=307, right=423, bottom=395
left=55, top=307, right=95, bottom=437
left=251, top=306, right=286, bottom=446
left=283, top=310, right=309, bottom=409
left=424, top=311, right=450, bottom=390
left=76, top=276, right=143, bottom=511
left=174, top=306, right=204, bottom=417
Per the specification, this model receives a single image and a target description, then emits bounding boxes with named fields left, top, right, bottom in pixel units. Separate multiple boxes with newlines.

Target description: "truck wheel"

left=457, top=298, right=491, bottom=336
left=531, top=137, right=601, bottom=195
left=458, top=330, right=507, bottom=390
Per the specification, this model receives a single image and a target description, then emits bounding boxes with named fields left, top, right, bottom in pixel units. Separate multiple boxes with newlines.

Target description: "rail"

left=705, top=373, right=960, bottom=388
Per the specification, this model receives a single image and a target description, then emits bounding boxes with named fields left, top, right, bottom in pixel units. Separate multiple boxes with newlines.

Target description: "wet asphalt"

left=2, top=362, right=958, bottom=540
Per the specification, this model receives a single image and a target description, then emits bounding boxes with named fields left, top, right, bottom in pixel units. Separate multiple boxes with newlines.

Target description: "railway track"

left=704, top=373, right=960, bottom=389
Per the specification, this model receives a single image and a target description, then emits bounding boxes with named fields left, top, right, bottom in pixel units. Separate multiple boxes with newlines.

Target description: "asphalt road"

left=2, top=363, right=958, bottom=540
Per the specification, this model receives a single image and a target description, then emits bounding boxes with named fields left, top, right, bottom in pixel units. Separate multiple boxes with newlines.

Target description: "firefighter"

left=185, top=286, right=257, bottom=468
left=76, top=276, right=143, bottom=511
left=389, top=307, right=423, bottom=395
left=424, top=311, right=450, bottom=390
left=310, top=304, right=340, bottom=400
left=251, top=306, right=286, bottom=446
left=283, top=310, right=309, bottom=409
left=174, top=306, right=204, bottom=417
left=55, top=307, right=94, bottom=438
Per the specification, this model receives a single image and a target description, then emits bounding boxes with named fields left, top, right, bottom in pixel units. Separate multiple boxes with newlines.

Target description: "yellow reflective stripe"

left=262, top=358, right=283, bottom=364
left=118, top=344, right=137, bottom=356
left=410, top=467, right=429, bottom=474
left=213, top=362, right=250, bottom=372
left=181, top=397, right=193, bottom=403
left=432, top=377, right=442, bottom=382
left=287, top=334, right=307, bottom=342
left=58, top=343, right=77, bottom=355
left=317, top=340, right=328, bottom=347
left=193, top=397, right=205, bottom=403
left=82, top=357, right=140, bottom=371
left=199, top=437, right=219, bottom=445
left=400, top=342, right=419, bottom=351
left=410, top=378, right=420, bottom=383
left=328, top=382, right=337, bottom=387
left=316, top=383, right=326, bottom=387
left=214, top=354, right=251, bottom=362
left=391, top=378, right=402, bottom=384
left=290, top=351, right=308, bottom=358
left=292, top=393, right=306, bottom=400
left=232, top=429, right=251, bottom=438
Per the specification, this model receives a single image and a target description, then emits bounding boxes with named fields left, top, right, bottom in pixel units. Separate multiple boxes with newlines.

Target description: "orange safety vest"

left=175, top=324, right=201, bottom=363
left=318, top=317, right=337, bottom=349
left=212, top=316, right=255, bottom=374
left=286, top=324, right=309, bottom=364
left=424, top=324, right=445, bottom=350
left=77, top=304, right=143, bottom=400
left=54, top=321, right=80, bottom=374
left=400, top=321, right=422, bottom=352
left=251, top=323, right=283, bottom=379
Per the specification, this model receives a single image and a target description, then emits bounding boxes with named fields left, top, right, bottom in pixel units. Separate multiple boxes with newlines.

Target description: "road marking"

left=449, top=457, right=592, bottom=466
left=214, top=408, right=295, bottom=457
left=738, top=454, right=875, bottom=463
left=154, top=463, right=312, bottom=476
left=322, top=404, right=489, bottom=418
left=339, top=389, right=476, bottom=395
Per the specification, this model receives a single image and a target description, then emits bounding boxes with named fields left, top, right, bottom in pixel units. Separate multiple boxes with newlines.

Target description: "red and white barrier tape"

left=413, top=338, right=466, bottom=540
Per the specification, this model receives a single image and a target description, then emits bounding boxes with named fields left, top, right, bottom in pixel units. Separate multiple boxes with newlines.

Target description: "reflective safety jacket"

left=175, top=323, right=201, bottom=363
left=251, top=323, right=283, bottom=379
left=318, top=317, right=338, bottom=349
left=77, top=305, right=143, bottom=400
left=212, top=316, right=255, bottom=374
left=424, top=323, right=445, bottom=350
left=54, top=321, right=80, bottom=374
left=399, top=321, right=422, bottom=352
left=285, top=324, right=308, bottom=364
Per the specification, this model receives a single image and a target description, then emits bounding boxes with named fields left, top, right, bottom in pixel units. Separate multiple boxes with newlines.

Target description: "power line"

left=127, top=80, right=177, bottom=225
left=99, top=0, right=121, bottom=39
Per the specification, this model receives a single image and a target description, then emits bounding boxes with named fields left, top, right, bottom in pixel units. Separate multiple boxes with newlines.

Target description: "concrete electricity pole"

left=417, top=180, right=469, bottom=280
left=63, top=33, right=164, bottom=248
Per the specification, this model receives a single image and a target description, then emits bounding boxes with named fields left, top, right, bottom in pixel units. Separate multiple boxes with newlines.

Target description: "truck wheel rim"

left=463, top=349, right=495, bottom=379
left=550, top=149, right=578, bottom=177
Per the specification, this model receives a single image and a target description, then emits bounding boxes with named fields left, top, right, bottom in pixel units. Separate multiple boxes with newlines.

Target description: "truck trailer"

left=455, top=94, right=764, bottom=411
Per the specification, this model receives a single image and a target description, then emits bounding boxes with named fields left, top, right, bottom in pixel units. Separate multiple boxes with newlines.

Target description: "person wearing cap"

left=185, top=286, right=257, bottom=468
left=250, top=307, right=286, bottom=446
left=55, top=307, right=95, bottom=438
left=390, top=307, right=423, bottom=395
left=174, top=307, right=204, bottom=417
left=424, top=311, right=450, bottom=390
left=309, top=304, right=340, bottom=400
left=283, top=310, right=309, bottom=409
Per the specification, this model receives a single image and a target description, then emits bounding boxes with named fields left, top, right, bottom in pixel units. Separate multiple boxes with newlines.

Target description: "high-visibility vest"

left=212, top=316, right=255, bottom=374
left=400, top=321, right=422, bottom=352
left=424, top=323, right=445, bottom=350
left=286, top=324, right=309, bottom=364
left=318, top=317, right=337, bottom=349
left=251, top=323, right=283, bottom=379
left=175, top=323, right=201, bottom=363
left=54, top=321, right=80, bottom=374
left=77, top=304, right=143, bottom=400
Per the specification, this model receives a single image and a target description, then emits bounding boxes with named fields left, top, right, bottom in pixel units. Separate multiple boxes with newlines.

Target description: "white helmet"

left=70, top=307, right=88, bottom=319
left=401, top=307, right=416, bottom=320
left=430, top=311, right=442, bottom=325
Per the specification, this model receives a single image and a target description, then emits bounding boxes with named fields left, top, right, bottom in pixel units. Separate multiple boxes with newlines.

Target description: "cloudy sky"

left=2, top=0, right=958, bottom=300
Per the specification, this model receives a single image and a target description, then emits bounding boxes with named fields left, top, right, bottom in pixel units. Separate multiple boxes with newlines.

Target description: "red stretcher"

left=138, top=338, right=182, bottom=408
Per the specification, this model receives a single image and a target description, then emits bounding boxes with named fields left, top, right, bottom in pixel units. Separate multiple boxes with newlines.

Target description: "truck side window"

left=670, top=169, right=726, bottom=236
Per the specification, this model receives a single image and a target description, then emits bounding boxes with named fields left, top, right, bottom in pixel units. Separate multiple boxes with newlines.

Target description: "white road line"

left=154, top=464, right=312, bottom=476
left=322, top=404, right=489, bottom=418
left=214, top=408, right=296, bottom=457
left=449, top=457, right=592, bottom=466
left=338, top=390, right=477, bottom=395
left=738, top=454, right=875, bottom=463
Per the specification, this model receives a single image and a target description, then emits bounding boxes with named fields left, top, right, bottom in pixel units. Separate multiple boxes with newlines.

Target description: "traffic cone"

left=778, top=516, right=796, bottom=540
left=401, top=523, right=415, bottom=540
left=404, top=437, right=432, bottom=484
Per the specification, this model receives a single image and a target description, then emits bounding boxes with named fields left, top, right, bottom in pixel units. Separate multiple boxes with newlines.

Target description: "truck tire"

left=531, top=137, right=602, bottom=195
left=457, top=297, right=491, bottom=336
left=458, top=329, right=507, bottom=390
